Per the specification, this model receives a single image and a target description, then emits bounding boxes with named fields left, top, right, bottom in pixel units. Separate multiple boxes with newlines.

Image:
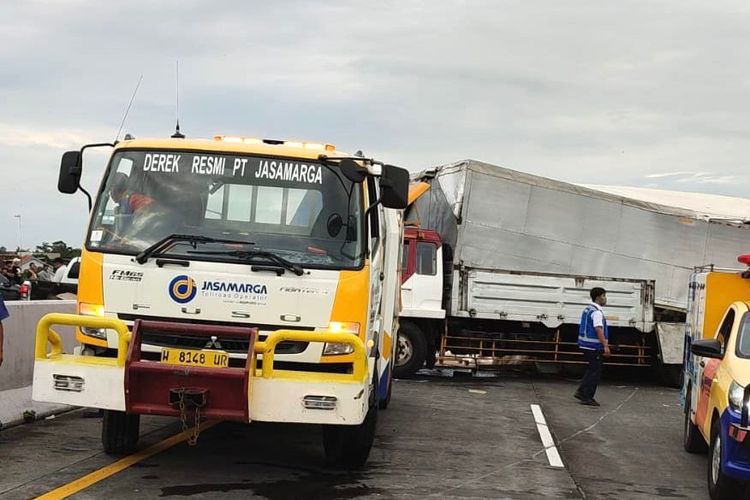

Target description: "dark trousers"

left=577, top=349, right=603, bottom=400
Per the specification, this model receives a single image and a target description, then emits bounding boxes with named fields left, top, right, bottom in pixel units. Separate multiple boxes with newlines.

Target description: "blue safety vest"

left=578, top=304, right=609, bottom=350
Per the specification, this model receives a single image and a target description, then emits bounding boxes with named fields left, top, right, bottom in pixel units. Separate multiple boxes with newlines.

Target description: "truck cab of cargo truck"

left=396, top=226, right=446, bottom=376
left=32, top=135, right=409, bottom=468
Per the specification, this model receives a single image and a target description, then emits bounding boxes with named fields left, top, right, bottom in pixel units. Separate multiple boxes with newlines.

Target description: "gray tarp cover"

left=407, top=160, right=750, bottom=311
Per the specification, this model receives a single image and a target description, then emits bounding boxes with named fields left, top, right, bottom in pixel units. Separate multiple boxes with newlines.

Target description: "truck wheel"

left=394, top=322, right=427, bottom=379
left=323, top=405, right=377, bottom=469
left=683, top=391, right=707, bottom=454
left=102, top=410, right=140, bottom=456
left=707, top=419, right=743, bottom=500
left=659, top=364, right=683, bottom=388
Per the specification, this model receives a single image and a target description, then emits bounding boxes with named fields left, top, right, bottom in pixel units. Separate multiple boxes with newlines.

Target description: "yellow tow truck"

left=32, top=134, right=409, bottom=467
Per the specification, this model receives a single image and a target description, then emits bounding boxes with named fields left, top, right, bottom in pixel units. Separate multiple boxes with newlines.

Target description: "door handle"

left=699, top=360, right=705, bottom=367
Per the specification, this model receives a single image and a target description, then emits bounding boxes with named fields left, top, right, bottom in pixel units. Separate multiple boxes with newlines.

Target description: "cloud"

left=0, top=122, right=112, bottom=149
left=645, top=171, right=740, bottom=185
left=3, top=0, right=750, bottom=248
left=645, top=172, right=697, bottom=179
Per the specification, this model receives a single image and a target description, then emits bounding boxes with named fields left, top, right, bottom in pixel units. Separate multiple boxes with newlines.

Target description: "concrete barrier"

left=0, top=300, right=77, bottom=392
left=1, top=300, right=77, bottom=428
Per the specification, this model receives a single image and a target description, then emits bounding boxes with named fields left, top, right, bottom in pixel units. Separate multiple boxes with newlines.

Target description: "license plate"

left=160, top=348, right=229, bottom=368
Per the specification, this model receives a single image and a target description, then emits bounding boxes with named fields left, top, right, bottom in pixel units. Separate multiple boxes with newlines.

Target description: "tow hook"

left=170, top=387, right=208, bottom=446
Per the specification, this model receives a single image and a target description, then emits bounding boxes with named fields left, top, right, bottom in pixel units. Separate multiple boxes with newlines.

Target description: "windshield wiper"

left=186, top=249, right=304, bottom=276
left=135, top=233, right=255, bottom=264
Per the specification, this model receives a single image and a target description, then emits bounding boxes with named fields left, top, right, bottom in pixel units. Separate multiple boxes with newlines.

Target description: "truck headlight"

left=729, top=380, right=745, bottom=413
left=79, top=302, right=107, bottom=340
left=322, top=322, right=360, bottom=356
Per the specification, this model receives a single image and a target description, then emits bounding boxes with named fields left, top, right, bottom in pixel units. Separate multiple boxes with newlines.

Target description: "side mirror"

left=326, top=214, right=344, bottom=237
left=339, top=159, right=367, bottom=184
left=58, top=151, right=82, bottom=194
left=691, top=338, right=723, bottom=359
left=379, top=165, right=409, bottom=209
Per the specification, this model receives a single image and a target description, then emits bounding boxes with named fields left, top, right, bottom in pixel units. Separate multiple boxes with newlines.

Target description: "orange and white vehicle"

left=32, top=134, right=408, bottom=467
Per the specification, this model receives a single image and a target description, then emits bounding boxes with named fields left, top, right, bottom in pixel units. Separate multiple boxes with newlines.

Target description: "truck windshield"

left=87, top=149, right=364, bottom=269
left=736, top=312, right=750, bottom=358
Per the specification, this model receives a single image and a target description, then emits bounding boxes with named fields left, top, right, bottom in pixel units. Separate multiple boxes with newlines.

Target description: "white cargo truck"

left=394, top=160, right=750, bottom=382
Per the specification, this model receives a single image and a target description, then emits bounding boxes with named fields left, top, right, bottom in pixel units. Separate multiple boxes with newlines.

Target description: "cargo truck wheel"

left=102, top=410, right=140, bottom=456
left=394, top=322, right=426, bottom=379
left=659, top=364, right=683, bottom=388
left=683, top=390, right=707, bottom=454
left=323, top=405, right=378, bottom=469
left=707, top=419, right=743, bottom=500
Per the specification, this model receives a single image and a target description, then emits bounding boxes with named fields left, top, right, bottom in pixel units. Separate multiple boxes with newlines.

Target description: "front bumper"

left=32, top=313, right=369, bottom=426
left=720, top=409, right=750, bottom=481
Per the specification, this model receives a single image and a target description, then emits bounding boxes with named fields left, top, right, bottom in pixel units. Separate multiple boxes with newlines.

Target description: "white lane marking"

left=530, top=404, right=564, bottom=468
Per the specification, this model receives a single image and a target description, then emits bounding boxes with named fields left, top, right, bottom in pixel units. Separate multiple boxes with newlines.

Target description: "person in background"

left=574, top=287, right=611, bottom=406
left=0, top=294, right=8, bottom=366
left=52, top=258, right=68, bottom=283
left=22, top=263, right=39, bottom=282
left=37, top=264, right=54, bottom=281
left=9, top=258, right=22, bottom=285
left=0, top=264, right=11, bottom=281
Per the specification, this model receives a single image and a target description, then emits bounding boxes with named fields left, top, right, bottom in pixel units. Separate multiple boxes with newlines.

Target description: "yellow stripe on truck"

left=382, top=331, right=392, bottom=360
left=408, top=181, right=430, bottom=206
left=76, top=248, right=107, bottom=347
left=321, top=267, right=370, bottom=363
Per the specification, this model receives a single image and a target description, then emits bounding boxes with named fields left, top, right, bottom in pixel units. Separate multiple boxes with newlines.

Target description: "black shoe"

left=573, top=392, right=584, bottom=401
left=580, top=399, right=600, bottom=407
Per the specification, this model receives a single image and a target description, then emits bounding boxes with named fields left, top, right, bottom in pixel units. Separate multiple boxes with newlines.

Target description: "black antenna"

left=172, top=60, right=185, bottom=139
left=115, top=75, right=143, bottom=142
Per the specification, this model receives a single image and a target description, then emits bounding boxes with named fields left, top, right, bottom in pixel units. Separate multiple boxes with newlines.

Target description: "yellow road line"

left=35, top=420, right=218, bottom=500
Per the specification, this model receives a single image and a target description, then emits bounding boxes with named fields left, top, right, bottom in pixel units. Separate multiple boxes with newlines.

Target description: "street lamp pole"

left=13, top=214, right=22, bottom=252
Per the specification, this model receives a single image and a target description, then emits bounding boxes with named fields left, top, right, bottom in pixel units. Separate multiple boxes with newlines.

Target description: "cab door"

left=695, top=308, right=736, bottom=435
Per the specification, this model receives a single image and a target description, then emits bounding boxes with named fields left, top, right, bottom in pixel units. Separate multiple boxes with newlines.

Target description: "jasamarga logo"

left=202, top=282, right=268, bottom=294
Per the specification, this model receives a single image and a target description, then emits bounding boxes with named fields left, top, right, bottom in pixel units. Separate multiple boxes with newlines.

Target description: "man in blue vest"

left=574, top=287, right=610, bottom=406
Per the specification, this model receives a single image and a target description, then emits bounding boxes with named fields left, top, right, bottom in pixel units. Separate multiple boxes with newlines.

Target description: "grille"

left=118, top=313, right=312, bottom=354
left=141, top=330, right=306, bottom=354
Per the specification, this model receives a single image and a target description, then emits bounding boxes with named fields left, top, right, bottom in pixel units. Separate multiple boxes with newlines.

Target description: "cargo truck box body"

left=395, top=160, right=750, bottom=380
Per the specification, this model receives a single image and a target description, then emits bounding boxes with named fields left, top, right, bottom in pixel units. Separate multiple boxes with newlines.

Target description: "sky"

left=2, top=0, right=750, bottom=250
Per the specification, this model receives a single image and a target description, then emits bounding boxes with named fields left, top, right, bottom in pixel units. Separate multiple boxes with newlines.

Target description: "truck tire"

left=394, top=322, right=427, bottom=379
left=102, top=410, right=140, bottom=456
left=683, top=390, right=707, bottom=454
left=707, top=419, right=743, bottom=500
left=323, top=405, right=377, bottom=469
left=659, top=364, right=683, bottom=388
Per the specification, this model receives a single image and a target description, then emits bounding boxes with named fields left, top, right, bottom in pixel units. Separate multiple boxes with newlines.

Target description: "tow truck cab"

left=32, top=135, right=408, bottom=468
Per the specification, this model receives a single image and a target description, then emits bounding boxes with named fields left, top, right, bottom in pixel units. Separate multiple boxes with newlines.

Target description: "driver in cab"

left=110, top=172, right=153, bottom=215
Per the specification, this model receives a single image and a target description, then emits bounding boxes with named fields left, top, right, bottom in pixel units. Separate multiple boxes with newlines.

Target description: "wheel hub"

left=712, top=433, right=721, bottom=485
left=396, top=335, right=413, bottom=367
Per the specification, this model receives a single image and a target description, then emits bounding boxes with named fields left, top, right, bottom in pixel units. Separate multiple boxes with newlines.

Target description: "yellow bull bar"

left=35, top=313, right=131, bottom=366
left=35, top=314, right=368, bottom=382
left=255, top=330, right=368, bottom=383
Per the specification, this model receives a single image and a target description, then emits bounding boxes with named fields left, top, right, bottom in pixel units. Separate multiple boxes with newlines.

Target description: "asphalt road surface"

left=0, top=371, right=736, bottom=499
